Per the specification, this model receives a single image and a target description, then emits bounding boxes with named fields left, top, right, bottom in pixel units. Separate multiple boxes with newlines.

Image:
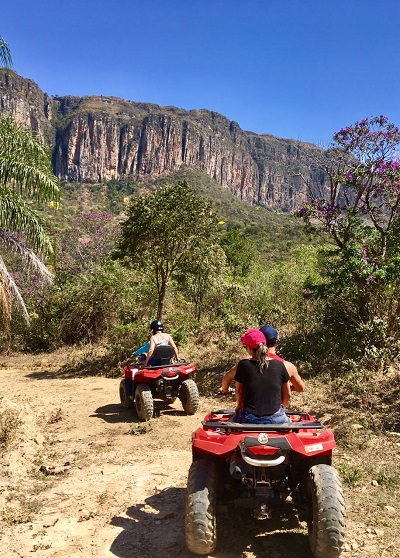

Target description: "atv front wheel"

left=119, top=379, right=134, bottom=410
left=180, top=379, right=199, bottom=415
left=307, top=464, right=346, bottom=558
left=185, top=459, right=217, bottom=555
left=134, top=384, right=154, bottom=421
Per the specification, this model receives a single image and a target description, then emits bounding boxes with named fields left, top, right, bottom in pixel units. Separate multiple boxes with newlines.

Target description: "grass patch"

left=0, top=410, right=21, bottom=447
left=376, top=469, right=400, bottom=488
left=2, top=492, right=43, bottom=524
left=127, top=422, right=152, bottom=435
left=337, top=463, right=364, bottom=487
left=47, top=408, right=63, bottom=424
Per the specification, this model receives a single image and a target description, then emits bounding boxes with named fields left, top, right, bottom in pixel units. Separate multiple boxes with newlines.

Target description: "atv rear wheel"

left=307, top=464, right=346, bottom=558
left=119, top=379, right=134, bottom=410
left=134, top=384, right=154, bottom=421
left=185, top=459, right=217, bottom=555
left=180, top=379, right=199, bottom=415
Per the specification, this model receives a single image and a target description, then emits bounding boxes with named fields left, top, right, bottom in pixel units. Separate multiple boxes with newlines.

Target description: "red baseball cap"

left=240, top=328, right=266, bottom=349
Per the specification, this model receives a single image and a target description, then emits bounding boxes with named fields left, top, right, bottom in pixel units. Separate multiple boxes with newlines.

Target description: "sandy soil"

left=0, top=352, right=398, bottom=558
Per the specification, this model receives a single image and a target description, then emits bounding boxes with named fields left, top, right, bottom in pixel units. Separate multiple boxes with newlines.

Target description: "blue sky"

left=2, top=0, right=400, bottom=145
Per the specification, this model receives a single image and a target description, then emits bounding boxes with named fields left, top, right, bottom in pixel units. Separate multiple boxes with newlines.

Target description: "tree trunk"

left=157, top=279, right=167, bottom=320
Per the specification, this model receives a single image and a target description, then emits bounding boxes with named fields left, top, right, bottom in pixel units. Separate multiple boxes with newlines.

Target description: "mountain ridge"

left=0, top=69, right=327, bottom=211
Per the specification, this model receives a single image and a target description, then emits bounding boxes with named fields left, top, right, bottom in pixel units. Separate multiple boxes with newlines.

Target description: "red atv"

left=185, top=408, right=346, bottom=558
left=119, top=345, right=199, bottom=421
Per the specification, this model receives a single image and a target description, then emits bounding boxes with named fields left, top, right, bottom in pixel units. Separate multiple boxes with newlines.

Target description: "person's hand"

left=216, top=387, right=235, bottom=396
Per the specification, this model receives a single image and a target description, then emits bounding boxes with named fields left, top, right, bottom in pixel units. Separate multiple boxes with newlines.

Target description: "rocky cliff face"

left=0, top=69, right=325, bottom=211
left=0, top=70, right=54, bottom=144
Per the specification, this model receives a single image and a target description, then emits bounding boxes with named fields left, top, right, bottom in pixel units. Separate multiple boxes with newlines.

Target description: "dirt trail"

left=0, top=354, right=396, bottom=557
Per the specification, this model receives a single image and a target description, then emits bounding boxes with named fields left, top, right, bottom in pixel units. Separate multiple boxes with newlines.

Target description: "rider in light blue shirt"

left=133, top=341, right=150, bottom=357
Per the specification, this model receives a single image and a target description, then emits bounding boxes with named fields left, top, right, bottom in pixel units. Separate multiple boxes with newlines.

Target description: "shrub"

left=338, top=463, right=364, bottom=487
left=376, top=469, right=400, bottom=487
left=55, top=261, right=144, bottom=344
left=0, top=409, right=21, bottom=447
left=105, top=322, right=148, bottom=362
left=11, top=260, right=152, bottom=350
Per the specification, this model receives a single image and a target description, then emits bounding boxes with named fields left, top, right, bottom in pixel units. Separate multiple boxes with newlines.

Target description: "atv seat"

left=152, top=345, right=174, bottom=365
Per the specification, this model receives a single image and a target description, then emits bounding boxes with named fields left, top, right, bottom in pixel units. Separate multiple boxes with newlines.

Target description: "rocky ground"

left=0, top=350, right=399, bottom=557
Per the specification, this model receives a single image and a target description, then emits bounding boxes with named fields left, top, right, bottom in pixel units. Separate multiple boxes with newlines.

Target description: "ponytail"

left=254, top=343, right=269, bottom=374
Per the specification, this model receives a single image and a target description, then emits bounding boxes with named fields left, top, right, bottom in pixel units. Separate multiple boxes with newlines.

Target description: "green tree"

left=118, top=180, right=219, bottom=318
left=220, top=226, right=255, bottom=275
left=0, top=116, right=61, bottom=327
left=176, top=243, right=227, bottom=321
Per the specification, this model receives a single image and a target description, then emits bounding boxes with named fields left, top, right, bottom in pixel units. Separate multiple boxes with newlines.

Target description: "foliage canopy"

left=118, top=180, right=220, bottom=318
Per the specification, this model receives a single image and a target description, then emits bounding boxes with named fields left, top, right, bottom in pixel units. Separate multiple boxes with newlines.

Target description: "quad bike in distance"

left=119, top=345, right=199, bottom=421
left=185, top=408, right=346, bottom=558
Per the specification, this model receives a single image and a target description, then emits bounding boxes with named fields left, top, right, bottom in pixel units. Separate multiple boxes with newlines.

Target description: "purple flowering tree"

left=51, top=212, right=121, bottom=279
left=296, top=116, right=400, bottom=341
left=297, top=116, right=400, bottom=256
left=8, top=212, right=120, bottom=325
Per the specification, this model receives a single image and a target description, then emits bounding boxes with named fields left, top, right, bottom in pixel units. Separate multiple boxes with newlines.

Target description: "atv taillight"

left=165, top=372, right=178, bottom=378
left=247, top=445, right=280, bottom=456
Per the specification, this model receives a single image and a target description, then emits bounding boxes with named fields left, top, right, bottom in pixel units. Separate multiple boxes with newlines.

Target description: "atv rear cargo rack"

left=210, top=409, right=312, bottom=417
left=201, top=421, right=324, bottom=432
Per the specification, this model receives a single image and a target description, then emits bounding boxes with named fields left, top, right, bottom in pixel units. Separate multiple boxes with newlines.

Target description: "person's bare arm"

left=143, top=337, right=155, bottom=366
left=168, top=335, right=179, bottom=360
left=284, top=360, right=304, bottom=392
left=220, top=365, right=237, bottom=393
left=281, top=381, right=291, bottom=407
left=235, top=382, right=244, bottom=412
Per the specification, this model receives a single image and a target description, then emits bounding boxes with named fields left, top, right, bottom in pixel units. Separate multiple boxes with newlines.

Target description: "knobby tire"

left=307, top=464, right=346, bottom=558
left=185, top=459, right=217, bottom=555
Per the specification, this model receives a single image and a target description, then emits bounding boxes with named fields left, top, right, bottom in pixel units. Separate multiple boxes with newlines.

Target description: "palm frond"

left=0, top=37, right=12, bottom=68
left=0, top=229, right=54, bottom=283
left=0, top=161, right=60, bottom=202
left=0, top=116, right=60, bottom=202
left=0, top=187, right=54, bottom=255
left=0, top=108, right=58, bottom=328
left=0, top=256, right=29, bottom=325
